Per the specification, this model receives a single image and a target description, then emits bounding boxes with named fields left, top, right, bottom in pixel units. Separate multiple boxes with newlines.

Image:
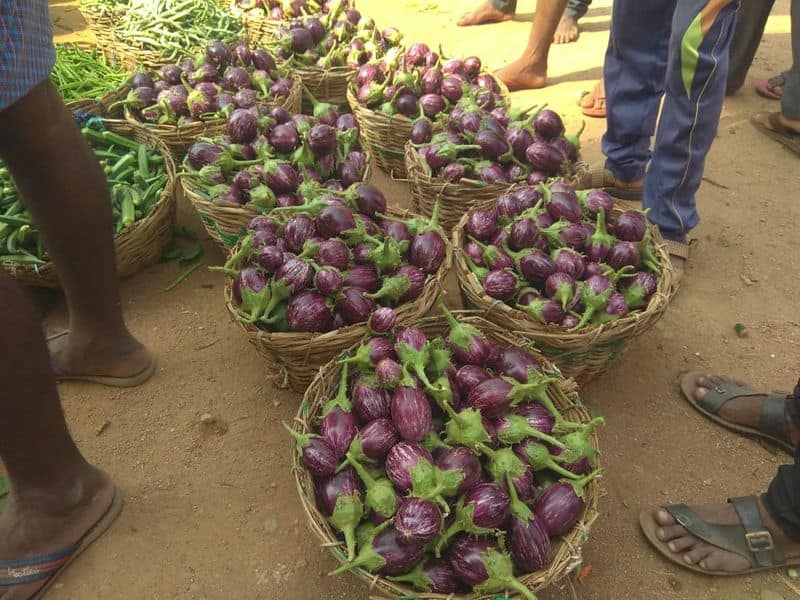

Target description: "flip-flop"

left=578, top=87, right=606, bottom=119
left=755, top=74, right=784, bottom=100
left=576, top=162, right=643, bottom=200
left=751, top=112, right=800, bottom=157
left=679, top=371, right=795, bottom=454
left=640, top=496, right=800, bottom=576
left=0, top=489, right=122, bottom=599
left=47, top=330, right=157, bottom=388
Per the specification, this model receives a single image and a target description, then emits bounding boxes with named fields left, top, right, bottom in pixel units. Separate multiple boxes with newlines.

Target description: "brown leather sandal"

left=576, top=162, right=643, bottom=201
left=640, top=496, right=800, bottom=576
left=680, top=371, right=795, bottom=454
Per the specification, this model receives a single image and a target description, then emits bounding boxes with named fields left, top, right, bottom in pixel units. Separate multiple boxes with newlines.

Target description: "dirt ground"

left=16, top=0, right=798, bottom=598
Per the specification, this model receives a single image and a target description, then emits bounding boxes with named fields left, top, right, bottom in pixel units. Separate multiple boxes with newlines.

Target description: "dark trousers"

left=490, top=0, right=592, bottom=19
left=764, top=384, right=800, bottom=540
left=726, top=0, right=775, bottom=94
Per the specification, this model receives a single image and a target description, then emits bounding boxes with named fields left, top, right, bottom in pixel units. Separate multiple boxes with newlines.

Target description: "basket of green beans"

left=53, top=43, right=130, bottom=116
left=84, top=0, right=246, bottom=71
left=0, top=120, right=177, bottom=287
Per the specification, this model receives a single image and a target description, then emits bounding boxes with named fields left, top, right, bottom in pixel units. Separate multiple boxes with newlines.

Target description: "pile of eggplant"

left=413, top=103, right=583, bottom=185
left=265, top=3, right=402, bottom=69
left=288, top=304, right=601, bottom=596
left=461, top=181, right=663, bottom=330
left=116, top=41, right=294, bottom=127
left=233, top=0, right=353, bottom=20
left=351, top=44, right=504, bottom=122
left=183, top=98, right=366, bottom=208
left=219, top=188, right=447, bottom=332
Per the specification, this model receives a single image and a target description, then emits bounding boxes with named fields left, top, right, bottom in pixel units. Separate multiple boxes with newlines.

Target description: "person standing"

left=579, top=0, right=741, bottom=284
left=0, top=0, right=155, bottom=595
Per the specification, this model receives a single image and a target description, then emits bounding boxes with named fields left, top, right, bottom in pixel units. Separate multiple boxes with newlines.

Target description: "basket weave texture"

left=290, top=312, right=600, bottom=599
left=123, top=73, right=303, bottom=153
left=452, top=198, right=675, bottom=385
left=222, top=207, right=452, bottom=392
left=181, top=152, right=372, bottom=251
left=3, top=120, right=177, bottom=287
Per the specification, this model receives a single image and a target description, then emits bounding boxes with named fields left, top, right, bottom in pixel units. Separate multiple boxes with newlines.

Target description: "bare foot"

left=48, top=329, right=152, bottom=380
left=0, top=467, right=117, bottom=597
left=553, top=15, right=579, bottom=44
left=579, top=80, right=606, bottom=116
left=689, top=375, right=800, bottom=446
left=651, top=499, right=800, bottom=572
left=457, top=1, right=513, bottom=27
left=494, top=57, right=547, bottom=92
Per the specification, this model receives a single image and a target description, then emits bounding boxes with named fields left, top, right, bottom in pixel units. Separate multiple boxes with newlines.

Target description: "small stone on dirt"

left=272, top=400, right=281, bottom=407
left=95, top=420, right=111, bottom=436
left=200, top=413, right=216, bottom=425
left=263, top=518, right=279, bottom=535
left=668, top=577, right=682, bottom=591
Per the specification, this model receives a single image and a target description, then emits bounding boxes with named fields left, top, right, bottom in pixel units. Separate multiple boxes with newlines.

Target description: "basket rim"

left=452, top=196, right=675, bottom=345
left=289, top=310, right=601, bottom=599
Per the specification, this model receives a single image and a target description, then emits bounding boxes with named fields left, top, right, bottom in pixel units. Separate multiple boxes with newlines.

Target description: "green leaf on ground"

left=734, top=323, right=748, bottom=338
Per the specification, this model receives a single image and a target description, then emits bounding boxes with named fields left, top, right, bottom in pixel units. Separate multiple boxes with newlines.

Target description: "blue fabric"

left=781, top=0, right=799, bottom=120
left=0, top=0, right=55, bottom=111
left=602, top=0, right=740, bottom=242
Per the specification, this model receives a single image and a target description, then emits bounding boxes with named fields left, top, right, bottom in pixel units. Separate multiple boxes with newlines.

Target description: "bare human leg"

left=495, top=0, right=569, bottom=91
left=0, top=81, right=151, bottom=380
left=0, top=268, right=116, bottom=598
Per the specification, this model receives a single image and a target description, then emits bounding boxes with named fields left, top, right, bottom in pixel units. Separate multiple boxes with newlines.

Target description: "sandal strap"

left=729, top=496, right=779, bottom=568
left=759, top=393, right=792, bottom=444
left=664, top=501, right=780, bottom=568
left=696, top=381, right=763, bottom=413
left=0, top=543, right=77, bottom=585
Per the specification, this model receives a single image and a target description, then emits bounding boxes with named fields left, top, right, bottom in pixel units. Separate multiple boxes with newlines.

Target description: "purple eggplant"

left=352, top=374, right=392, bottom=423
left=622, top=271, right=657, bottom=309
left=466, top=209, right=498, bottom=242
left=385, top=441, right=434, bottom=492
left=369, top=307, right=397, bottom=334
left=494, top=348, right=541, bottom=383
left=607, top=241, right=641, bottom=270
left=467, top=377, right=514, bottom=418
left=439, top=302, right=489, bottom=365
left=534, top=471, right=599, bottom=537
left=283, top=423, right=338, bottom=477
left=526, top=141, right=564, bottom=174
left=349, top=417, right=398, bottom=461
left=315, top=203, right=356, bottom=239
left=317, top=239, right=350, bottom=270
left=584, top=189, right=615, bottom=219
left=447, top=535, right=536, bottom=598
left=315, top=466, right=363, bottom=560
left=391, top=386, right=433, bottom=442
left=455, top=365, right=489, bottom=397
left=320, top=363, right=359, bottom=458
left=330, top=525, right=425, bottom=576
left=482, top=269, right=518, bottom=301
left=509, top=510, right=551, bottom=572
left=545, top=272, right=575, bottom=309
left=345, top=264, right=380, bottom=292
left=435, top=483, right=510, bottom=554
left=436, top=446, right=483, bottom=494
left=315, top=267, right=343, bottom=295
left=395, top=499, right=442, bottom=546
left=270, top=123, right=300, bottom=153
left=376, top=358, right=402, bottom=388
left=533, top=109, right=564, bottom=140
left=612, top=210, right=647, bottom=242
left=287, top=290, right=332, bottom=332
left=335, top=288, right=374, bottom=325
left=387, top=558, right=460, bottom=593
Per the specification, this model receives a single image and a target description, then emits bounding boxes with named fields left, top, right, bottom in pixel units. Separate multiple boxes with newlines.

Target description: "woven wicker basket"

left=453, top=199, right=675, bottom=385
left=123, top=74, right=303, bottom=153
left=3, top=120, right=177, bottom=288
left=241, top=11, right=283, bottom=47
left=182, top=152, right=372, bottom=251
left=297, top=65, right=354, bottom=109
left=289, top=311, right=600, bottom=599
left=77, top=3, right=120, bottom=55
left=65, top=84, right=129, bottom=119
left=406, top=143, right=518, bottom=233
left=222, top=209, right=452, bottom=392
left=347, top=79, right=511, bottom=178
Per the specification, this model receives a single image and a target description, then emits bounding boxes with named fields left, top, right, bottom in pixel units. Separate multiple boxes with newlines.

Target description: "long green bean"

left=0, top=125, right=169, bottom=266
left=51, top=44, right=129, bottom=102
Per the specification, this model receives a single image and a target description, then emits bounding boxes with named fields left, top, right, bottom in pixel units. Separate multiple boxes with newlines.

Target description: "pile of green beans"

left=114, top=0, right=244, bottom=62
left=51, top=44, right=129, bottom=103
left=0, top=128, right=168, bottom=266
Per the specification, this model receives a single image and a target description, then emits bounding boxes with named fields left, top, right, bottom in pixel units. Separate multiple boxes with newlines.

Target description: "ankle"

left=11, top=463, right=103, bottom=516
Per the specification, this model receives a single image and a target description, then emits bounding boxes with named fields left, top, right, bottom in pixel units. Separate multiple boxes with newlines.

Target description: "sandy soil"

left=13, top=0, right=799, bottom=598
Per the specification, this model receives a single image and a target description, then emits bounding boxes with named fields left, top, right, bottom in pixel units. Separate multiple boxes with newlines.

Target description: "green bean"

left=51, top=44, right=128, bottom=102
